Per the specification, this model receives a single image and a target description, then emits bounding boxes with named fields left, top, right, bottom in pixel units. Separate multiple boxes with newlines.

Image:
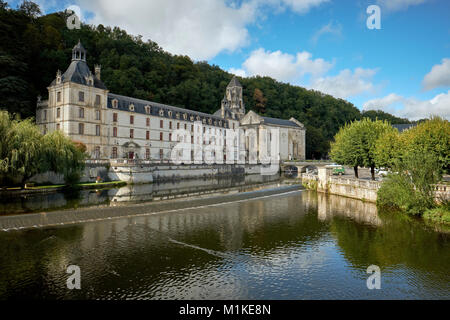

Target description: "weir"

left=0, top=183, right=302, bottom=231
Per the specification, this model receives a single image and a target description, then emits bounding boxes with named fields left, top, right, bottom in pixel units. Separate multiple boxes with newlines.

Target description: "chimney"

left=95, top=65, right=101, bottom=80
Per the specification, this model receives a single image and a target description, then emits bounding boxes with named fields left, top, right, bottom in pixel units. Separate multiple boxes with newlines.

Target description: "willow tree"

left=41, top=131, right=86, bottom=185
left=330, top=118, right=395, bottom=180
left=0, top=111, right=86, bottom=186
left=4, top=117, right=44, bottom=185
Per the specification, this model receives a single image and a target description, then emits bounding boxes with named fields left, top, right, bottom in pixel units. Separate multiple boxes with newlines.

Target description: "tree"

left=362, top=109, right=411, bottom=124
left=374, top=127, right=404, bottom=169
left=0, top=111, right=86, bottom=186
left=377, top=150, right=442, bottom=216
left=330, top=118, right=394, bottom=180
left=253, top=88, right=267, bottom=114
left=402, top=117, right=450, bottom=173
left=0, top=1, right=8, bottom=10
left=42, top=131, right=86, bottom=185
left=18, top=0, right=40, bottom=18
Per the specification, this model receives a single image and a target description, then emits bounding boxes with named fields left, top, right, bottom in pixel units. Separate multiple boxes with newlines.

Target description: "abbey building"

left=36, top=41, right=305, bottom=162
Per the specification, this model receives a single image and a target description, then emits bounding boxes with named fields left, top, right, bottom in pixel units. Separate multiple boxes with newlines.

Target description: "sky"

left=9, top=0, right=450, bottom=120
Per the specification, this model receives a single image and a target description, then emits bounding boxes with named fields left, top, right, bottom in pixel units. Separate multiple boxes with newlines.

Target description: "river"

left=0, top=176, right=449, bottom=299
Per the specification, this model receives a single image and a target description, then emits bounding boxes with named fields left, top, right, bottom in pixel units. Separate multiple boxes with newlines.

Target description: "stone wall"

left=302, top=168, right=449, bottom=203
left=29, top=161, right=271, bottom=185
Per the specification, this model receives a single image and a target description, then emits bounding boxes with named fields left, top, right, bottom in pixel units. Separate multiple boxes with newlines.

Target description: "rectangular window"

left=160, top=132, right=163, bottom=141
left=169, top=122, right=172, bottom=129
left=79, top=91, right=85, bottom=102
left=191, top=136, right=194, bottom=144
left=79, top=108, right=84, bottom=118
left=43, top=110, right=47, bottom=121
left=146, top=131, right=150, bottom=140
left=160, top=120, right=163, bottom=129
left=56, top=123, right=60, bottom=131
left=95, top=146, right=100, bottom=159
left=43, top=125, right=47, bottom=135
left=169, top=133, right=172, bottom=142
left=130, top=115, right=134, bottom=125
left=191, top=125, right=194, bottom=132
left=57, top=92, right=61, bottom=103
left=130, top=129, right=134, bottom=139
left=184, top=124, right=187, bottom=130
left=95, top=95, right=101, bottom=106
left=112, top=147, right=118, bottom=159
left=160, top=149, right=163, bottom=159
left=96, top=125, right=100, bottom=136
left=177, top=123, right=180, bottom=130
left=113, top=113, right=118, bottom=122
left=57, top=108, right=61, bottom=118
left=146, top=118, right=150, bottom=126
left=95, top=110, right=101, bottom=120
left=146, top=148, right=150, bottom=160
left=78, top=123, right=84, bottom=135
left=113, top=127, right=117, bottom=137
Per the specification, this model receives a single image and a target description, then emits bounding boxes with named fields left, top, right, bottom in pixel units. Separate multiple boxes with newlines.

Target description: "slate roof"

left=262, top=116, right=302, bottom=128
left=108, top=93, right=230, bottom=128
left=50, top=60, right=107, bottom=90
left=227, top=76, right=242, bottom=88
left=392, top=124, right=416, bottom=132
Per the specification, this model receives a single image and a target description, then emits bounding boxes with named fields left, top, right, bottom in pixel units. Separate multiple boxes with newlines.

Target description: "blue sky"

left=9, top=0, right=450, bottom=119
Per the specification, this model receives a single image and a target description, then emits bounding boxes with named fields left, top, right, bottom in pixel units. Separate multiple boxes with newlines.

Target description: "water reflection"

left=0, top=189, right=449, bottom=300
left=0, top=174, right=280, bottom=215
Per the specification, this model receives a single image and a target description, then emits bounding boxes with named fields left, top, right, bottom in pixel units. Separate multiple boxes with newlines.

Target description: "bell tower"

left=222, top=76, right=245, bottom=120
left=72, top=40, right=86, bottom=62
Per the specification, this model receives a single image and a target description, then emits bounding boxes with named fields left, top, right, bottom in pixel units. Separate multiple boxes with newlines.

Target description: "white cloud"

left=240, top=48, right=333, bottom=82
left=311, top=20, right=343, bottom=44
left=65, top=0, right=331, bottom=61
left=309, top=68, right=378, bottom=99
left=259, top=0, right=330, bottom=14
left=376, top=0, right=427, bottom=12
left=422, top=58, right=450, bottom=91
left=363, top=91, right=450, bottom=120
left=76, top=0, right=256, bottom=61
left=229, top=68, right=248, bottom=77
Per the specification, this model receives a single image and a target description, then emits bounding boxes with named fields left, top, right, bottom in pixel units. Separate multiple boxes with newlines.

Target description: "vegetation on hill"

left=0, top=1, right=410, bottom=159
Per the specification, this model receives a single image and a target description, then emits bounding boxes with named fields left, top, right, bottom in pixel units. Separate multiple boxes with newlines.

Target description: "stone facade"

left=36, top=41, right=306, bottom=163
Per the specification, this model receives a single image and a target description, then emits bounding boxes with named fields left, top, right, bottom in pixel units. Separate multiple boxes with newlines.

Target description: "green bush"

left=423, top=204, right=450, bottom=225
left=377, top=151, right=442, bottom=216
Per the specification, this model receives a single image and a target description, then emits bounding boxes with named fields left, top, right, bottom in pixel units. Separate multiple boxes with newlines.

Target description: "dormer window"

left=208, top=118, right=212, bottom=125
left=129, top=104, right=135, bottom=112
left=168, top=111, right=173, bottom=117
left=112, top=99, right=118, bottom=108
left=159, top=109, right=164, bottom=117
left=56, top=70, right=62, bottom=84
left=202, top=119, right=206, bottom=124
left=190, top=115, right=194, bottom=121
left=196, top=116, right=200, bottom=121
left=183, top=113, right=187, bottom=120
left=176, top=113, right=180, bottom=119
left=145, top=105, right=151, bottom=114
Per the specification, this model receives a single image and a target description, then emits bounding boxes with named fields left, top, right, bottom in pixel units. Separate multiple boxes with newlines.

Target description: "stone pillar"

left=318, top=167, right=331, bottom=192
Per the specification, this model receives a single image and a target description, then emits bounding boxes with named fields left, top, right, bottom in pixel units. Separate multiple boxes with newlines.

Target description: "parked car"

left=375, top=168, right=389, bottom=176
